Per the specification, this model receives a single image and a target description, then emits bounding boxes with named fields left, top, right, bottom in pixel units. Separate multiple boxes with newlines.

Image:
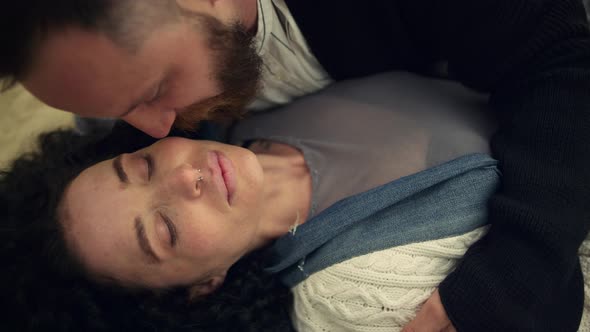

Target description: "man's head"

left=2, top=1, right=261, bottom=138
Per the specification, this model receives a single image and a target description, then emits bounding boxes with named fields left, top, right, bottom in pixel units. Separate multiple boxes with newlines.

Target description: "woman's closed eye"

left=156, top=211, right=178, bottom=247
left=142, top=154, right=154, bottom=181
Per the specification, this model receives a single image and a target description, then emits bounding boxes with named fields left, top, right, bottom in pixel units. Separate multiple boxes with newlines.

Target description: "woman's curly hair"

left=0, top=125, right=293, bottom=332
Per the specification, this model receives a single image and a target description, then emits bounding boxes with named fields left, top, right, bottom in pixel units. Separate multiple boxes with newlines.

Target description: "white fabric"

left=578, top=239, right=590, bottom=331
left=291, top=227, right=590, bottom=332
left=248, top=0, right=333, bottom=111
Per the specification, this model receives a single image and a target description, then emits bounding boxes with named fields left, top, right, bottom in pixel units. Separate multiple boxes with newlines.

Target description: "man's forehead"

left=22, top=27, right=148, bottom=117
left=32, top=27, right=135, bottom=79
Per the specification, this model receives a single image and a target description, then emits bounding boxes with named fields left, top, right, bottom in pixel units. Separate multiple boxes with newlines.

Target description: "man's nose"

left=123, top=107, right=176, bottom=138
left=160, top=163, right=203, bottom=200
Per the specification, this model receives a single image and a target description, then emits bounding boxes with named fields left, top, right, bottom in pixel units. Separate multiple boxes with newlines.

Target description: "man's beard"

left=174, top=15, right=262, bottom=131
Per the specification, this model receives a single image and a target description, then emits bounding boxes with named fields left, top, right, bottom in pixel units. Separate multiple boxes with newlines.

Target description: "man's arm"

left=398, top=0, right=590, bottom=330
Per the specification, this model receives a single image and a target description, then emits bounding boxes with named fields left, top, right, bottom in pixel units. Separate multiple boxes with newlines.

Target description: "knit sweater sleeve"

left=396, top=0, right=590, bottom=330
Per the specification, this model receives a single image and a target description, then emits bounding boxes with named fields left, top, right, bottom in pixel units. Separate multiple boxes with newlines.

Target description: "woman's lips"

left=209, top=151, right=236, bottom=205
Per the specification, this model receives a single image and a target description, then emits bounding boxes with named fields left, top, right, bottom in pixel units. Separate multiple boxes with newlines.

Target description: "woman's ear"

left=188, top=273, right=226, bottom=299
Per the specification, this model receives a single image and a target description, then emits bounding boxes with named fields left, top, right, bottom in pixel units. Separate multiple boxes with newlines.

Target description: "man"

left=1, top=0, right=589, bottom=330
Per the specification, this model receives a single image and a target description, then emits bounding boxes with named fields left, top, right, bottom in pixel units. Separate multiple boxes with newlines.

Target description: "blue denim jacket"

left=264, top=153, right=500, bottom=287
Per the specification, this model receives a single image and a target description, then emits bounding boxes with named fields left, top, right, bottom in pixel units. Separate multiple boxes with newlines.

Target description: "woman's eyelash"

left=159, top=212, right=178, bottom=247
left=143, top=154, right=154, bottom=180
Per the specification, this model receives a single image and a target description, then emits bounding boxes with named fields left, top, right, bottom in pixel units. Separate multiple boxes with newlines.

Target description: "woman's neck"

left=249, top=140, right=312, bottom=246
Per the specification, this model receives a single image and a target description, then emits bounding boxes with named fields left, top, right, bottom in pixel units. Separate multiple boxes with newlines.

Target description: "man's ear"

left=188, top=274, right=226, bottom=300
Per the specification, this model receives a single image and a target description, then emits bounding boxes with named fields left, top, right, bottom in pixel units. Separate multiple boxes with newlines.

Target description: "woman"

left=1, top=72, right=499, bottom=331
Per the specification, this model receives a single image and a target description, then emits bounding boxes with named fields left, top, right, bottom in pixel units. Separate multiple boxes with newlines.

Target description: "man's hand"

left=402, top=289, right=456, bottom=332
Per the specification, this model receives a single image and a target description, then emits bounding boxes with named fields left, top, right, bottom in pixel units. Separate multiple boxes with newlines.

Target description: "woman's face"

left=62, top=137, right=264, bottom=290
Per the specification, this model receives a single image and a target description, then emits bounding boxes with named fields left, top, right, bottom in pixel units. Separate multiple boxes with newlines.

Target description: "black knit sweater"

left=284, top=0, right=590, bottom=330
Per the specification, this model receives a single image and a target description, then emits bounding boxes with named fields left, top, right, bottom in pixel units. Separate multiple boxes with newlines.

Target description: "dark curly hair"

left=0, top=125, right=293, bottom=332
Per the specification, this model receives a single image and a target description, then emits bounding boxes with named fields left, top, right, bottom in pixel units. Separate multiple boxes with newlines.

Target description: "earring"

left=197, top=169, right=204, bottom=182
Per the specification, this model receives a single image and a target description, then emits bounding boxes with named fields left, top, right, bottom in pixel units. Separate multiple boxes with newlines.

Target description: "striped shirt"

left=248, top=0, right=333, bottom=111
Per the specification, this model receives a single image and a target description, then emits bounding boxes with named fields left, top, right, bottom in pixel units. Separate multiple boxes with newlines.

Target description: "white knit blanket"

left=291, top=227, right=590, bottom=332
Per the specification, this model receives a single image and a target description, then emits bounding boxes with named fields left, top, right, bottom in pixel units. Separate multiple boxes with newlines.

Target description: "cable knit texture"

left=292, top=229, right=590, bottom=332
left=291, top=228, right=487, bottom=332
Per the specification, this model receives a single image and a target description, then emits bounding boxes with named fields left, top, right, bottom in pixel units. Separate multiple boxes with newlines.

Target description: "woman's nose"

left=161, top=164, right=203, bottom=199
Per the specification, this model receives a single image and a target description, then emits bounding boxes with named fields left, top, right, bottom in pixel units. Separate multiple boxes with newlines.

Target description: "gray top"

left=229, top=72, right=496, bottom=217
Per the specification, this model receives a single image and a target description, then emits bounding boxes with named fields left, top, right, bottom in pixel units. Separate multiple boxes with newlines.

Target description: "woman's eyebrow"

left=113, top=155, right=129, bottom=184
left=135, top=216, right=162, bottom=264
